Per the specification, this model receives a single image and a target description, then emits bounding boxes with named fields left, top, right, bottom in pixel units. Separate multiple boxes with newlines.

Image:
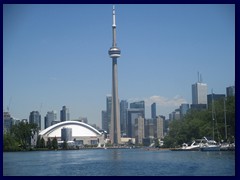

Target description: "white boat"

left=220, top=142, right=235, bottom=151
left=181, top=140, right=200, bottom=151
left=199, top=137, right=221, bottom=151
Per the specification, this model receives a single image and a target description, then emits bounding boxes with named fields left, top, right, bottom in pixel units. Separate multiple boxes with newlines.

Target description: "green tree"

left=163, top=96, right=235, bottom=148
left=47, top=138, right=52, bottom=149
left=10, top=121, right=38, bottom=149
left=3, top=132, right=20, bottom=151
left=36, top=135, right=41, bottom=148
left=62, top=141, right=68, bottom=150
left=40, top=137, right=45, bottom=148
left=52, top=137, right=58, bottom=150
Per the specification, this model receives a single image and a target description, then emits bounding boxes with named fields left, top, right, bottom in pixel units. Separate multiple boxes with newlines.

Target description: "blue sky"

left=3, top=4, right=235, bottom=129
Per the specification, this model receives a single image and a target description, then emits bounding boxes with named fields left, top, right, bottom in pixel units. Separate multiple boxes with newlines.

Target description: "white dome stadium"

left=39, top=121, right=104, bottom=145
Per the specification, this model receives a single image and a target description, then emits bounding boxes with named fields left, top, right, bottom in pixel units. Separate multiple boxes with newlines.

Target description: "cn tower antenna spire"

left=112, top=5, right=116, bottom=27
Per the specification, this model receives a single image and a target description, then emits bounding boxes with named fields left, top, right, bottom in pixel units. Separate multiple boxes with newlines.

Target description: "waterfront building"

left=226, top=85, right=235, bottom=97
left=39, top=121, right=104, bottom=146
left=29, top=111, right=41, bottom=129
left=108, top=5, right=121, bottom=144
left=60, top=106, right=70, bottom=122
left=120, top=100, right=128, bottom=135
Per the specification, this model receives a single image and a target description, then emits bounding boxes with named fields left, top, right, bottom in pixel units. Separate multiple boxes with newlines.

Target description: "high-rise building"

left=180, top=103, right=189, bottom=118
left=145, top=118, right=155, bottom=138
left=135, top=116, right=144, bottom=145
left=101, top=110, right=108, bottom=131
left=130, top=101, right=145, bottom=118
left=61, top=127, right=72, bottom=142
left=155, top=116, right=164, bottom=139
left=29, top=111, right=41, bottom=129
left=44, top=111, right=57, bottom=129
left=173, top=109, right=181, bottom=120
left=127, top=109, right=144, bottom=138
left=130, top=101, right=145, bottom=109
left=3, top=112, right=12, bottom=133
left=192, top=82, right=208, bottom=105
left=226, top=86, right=235, bottom=97
left=207, top=94, right=225, bottom=108
left=120, top=100, right=128, bottom=135
left=151, top=103, right=156, bottom=119
left=108, top=6, right=121, bottom=144
left=60, top=106, right=70, bottom=122
left=106, top=96, right=112, bottom=133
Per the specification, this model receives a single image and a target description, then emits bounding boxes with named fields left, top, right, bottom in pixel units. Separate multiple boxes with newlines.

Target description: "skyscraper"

left=60, top=106, right=70, bottom=122
left=135, top=116, right=144, bottom=145
left=155, top=116, right=164, bottom=139
left=108, top=5, right=121, bottom=144
left=151, top=102, right=156, bottom=119
left=120, top=100, right=128, bottom=135
left=29, top=111, right=41, bottom=129
left=101, top=110, right=108, bottom=131
left=192, top=82, right=208, bottom=105
left=180, top=103, right=189, bottom=118
left=45, top=111, right=57, bottom=129
left=106, top=96, right=112, bottom=133
left=226, top=85, right=235, bottom=97
left=207, top=93, right=225, bottom=108
left=130, top=101, right=145, bottom=118
left=127, top=109, right=144, bottom=138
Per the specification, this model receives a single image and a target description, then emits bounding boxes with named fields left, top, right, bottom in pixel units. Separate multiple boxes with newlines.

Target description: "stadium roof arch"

left=39, top=121, right=102, bottom=138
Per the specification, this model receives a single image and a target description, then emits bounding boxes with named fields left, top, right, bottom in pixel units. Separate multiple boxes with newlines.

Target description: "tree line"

left=163, top=96, right=235, bottom=148
left=3, top=121, right=59, bottom=151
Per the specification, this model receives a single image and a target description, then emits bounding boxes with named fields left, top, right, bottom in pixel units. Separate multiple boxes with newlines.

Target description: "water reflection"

left=111, top=149, right=121, bottom=160
left=3, top=149, right=235, bottom=176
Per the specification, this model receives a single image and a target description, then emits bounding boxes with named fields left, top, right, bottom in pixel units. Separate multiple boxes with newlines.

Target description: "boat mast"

left=224, top=97, right=227, bottom=140
left=211, top=89, right=215, bottom=141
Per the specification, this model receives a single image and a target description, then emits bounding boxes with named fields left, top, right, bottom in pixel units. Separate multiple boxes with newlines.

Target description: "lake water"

left=3, top=148, right=235, bottom=176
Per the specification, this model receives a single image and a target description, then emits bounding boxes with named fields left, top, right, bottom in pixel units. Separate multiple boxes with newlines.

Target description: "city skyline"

left=3, top=4, right=235, bottom=127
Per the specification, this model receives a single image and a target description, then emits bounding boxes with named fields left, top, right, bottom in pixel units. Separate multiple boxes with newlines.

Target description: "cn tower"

left=108, top=5, right=121, bottom=145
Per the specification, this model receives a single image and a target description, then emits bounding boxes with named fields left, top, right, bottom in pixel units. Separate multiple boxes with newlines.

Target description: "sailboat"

left=200, top=91, right=221, bottom=151
left=220, top=97, right=235, bottom=151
